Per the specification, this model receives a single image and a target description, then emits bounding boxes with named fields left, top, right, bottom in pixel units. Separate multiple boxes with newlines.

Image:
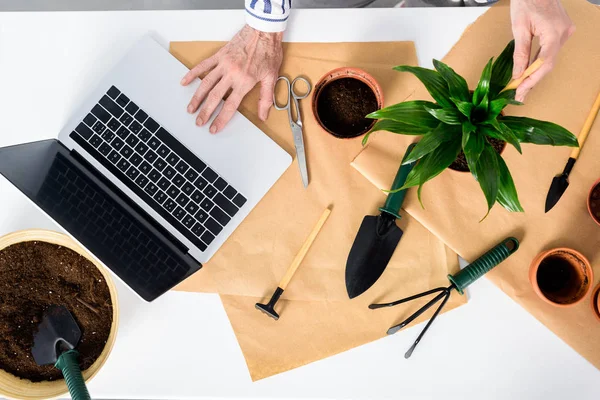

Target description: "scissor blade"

left=291, top=123, right=309, bottom=188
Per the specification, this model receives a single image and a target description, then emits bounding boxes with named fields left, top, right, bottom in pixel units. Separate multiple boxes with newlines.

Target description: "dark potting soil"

left=449, top=136, right=506, bottom=172
left=537, top=253, right=587, bottom=304
left=316, top=77, right=379, bottom=138
left=0, top=241, right=112, bottom=382
left=589, top=184, right=600, bottom=222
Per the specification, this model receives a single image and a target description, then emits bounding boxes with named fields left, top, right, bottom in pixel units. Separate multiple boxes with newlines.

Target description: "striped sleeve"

left=245, top=0, right=292, bottom=33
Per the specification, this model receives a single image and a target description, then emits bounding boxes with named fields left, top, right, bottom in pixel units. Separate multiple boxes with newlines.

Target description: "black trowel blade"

left=345, top=214, right=403, bottom=299
left=32, top=305, right=81, bottom=366
left=545, top=174, right=570, bottom=213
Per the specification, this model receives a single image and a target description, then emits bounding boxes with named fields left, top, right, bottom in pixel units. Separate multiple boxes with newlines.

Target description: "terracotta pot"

left=312, top=67, right=384, bottom=139
left=0, top=230, right=119, bottom=400
left=587, top=178, right=600, bottom=226
left=529, top=247, right=593, bottom=307
left=592, top=283, right=600, bottom=322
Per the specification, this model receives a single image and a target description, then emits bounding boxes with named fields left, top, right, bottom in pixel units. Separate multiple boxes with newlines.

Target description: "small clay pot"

left=312, top=67, right=383, bottom=139
left=587, top=178, right=600, bottom=226
left=529, top=248, right=593, bottom=307
left=592, top=283, right=600, bottom=322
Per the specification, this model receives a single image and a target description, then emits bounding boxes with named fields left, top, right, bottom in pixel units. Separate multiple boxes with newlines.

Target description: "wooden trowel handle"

left=279, top=208, right=331, bottom=290
left=502, top=58, right=544, bottom=92
left=570, top=90, right=600, bottom=160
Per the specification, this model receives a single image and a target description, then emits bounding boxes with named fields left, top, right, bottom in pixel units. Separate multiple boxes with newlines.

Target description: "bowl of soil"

left=312, top=67, right=383, bottom=139
left=529, top=247, right=593, bottom=307
left=0, top=230, right=118, bottom=400
left=587, top=178, right=600, bottom=226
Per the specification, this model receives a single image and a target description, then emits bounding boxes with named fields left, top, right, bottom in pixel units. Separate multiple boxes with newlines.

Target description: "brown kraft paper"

left=168, top=41, right=465, bottom=380
left=352, top=0, right=600, bottom=370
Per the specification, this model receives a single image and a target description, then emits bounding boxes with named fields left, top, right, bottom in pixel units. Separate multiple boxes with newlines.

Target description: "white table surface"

left=0, top=8, right=598, bottom=400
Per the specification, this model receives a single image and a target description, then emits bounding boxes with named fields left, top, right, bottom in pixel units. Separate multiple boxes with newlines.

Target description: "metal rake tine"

left=369, top=287, right=448, bottom=310
left=404, top=290, right=451, bottom=359
left=386, top=289, right=448, bottom=335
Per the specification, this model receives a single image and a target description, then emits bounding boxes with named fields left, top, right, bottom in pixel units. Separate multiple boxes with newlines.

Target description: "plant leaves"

left=499, top=116, right=579, bottom=147
left=403, top=124, right=461, bottom=164
left=493, top=89, right=523, bottom=105
left=490, top=40, right=515, bottom=98
left=485, top=120, right=522, bottom=154
left=494, top=151, right=524, bottom=212
left=463, top=129, right=485, bottom=173
left=473, top=58, right=494, bottom=106
left=367, top=119, right=433, bottom=135
left=474, top=144, right=499, bottom=219
left=453, top=99, right=474, bottom=118
left=394, top=65, right=454, bottom=108
left=425, top=107, right=463, bottom=125
left=487, top=98, right=510, bottom=121
left=474, top=93, right=489, bottom=119
left=400, top=137, right=462, bottom=190
left=367, top=100, right=441, bottom=128
left=433, top=59, right=470, bottom=103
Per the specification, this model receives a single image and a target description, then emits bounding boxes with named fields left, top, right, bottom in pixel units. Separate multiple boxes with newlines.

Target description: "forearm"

left=245, top=0, right=291, bottom=32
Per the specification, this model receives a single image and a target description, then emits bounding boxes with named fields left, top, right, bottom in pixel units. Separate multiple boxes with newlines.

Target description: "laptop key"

left=148, top=137, right=161, bottom=150
left=108, top=150, right=121, bottom=164
left=195, top=210, right=208, bottom=224
left=158, top=177, right=170, bottom=191
left=92, top=104, right=111, bottom=123
left=138, top=129, right=152, bottom=142
left=116, top=126, right=129, bottom=139
left=191, top=190, right=204, bottom=204
left=223, top=186, right=237, bottom=200
left=135, top=175, right=149, bottom=188
left=144, top=150, right=158, bottom=163
left=232, top=193, right=247, bottom=208
left=201, top=231, right=215, bottom=246
left=154, top=190, right=167, bottom=205
left=83, top=113, right=97, bottom=127
left=125, top=134, right=139, bottom=148
left=184, top=169, right=199, bottom=182
left=112, top=137, right=124, bottom=151
left=139, top=161, right=152, bottom=175
left=92, top=121, right=106, bottom=134
left=194, top=176, right=208, bottom=191
left=200, top=198, right=214, bottom=212
left=119, top=113, right=133, bottom=127
left=172, top=173, right=185, bottom=188
left=117, top=158, right=130, bottom=173
left=166, top=153, right=180, bottom=167
left=214, top=193, right=238, bottom=217
left=76, top=123, right=93, bottom=140
left=182, top=182, right=194, bottom=196
left=107, top=118, right=121, bottom=132
left=144, top=183, right=158, bottom=196
left=157, top=144, right=170, bottom=158
left=154, top=158, right=167, bottom=171
left=101, top=130, right=115, bottom=143
left=211, top=206, right=231, bottom=227
left=107, top=86, right=120, bottom=99
left=144, top=117, right=160, bottom=132
left=203, top=185, right=217, bottom=199
left=99, top=143, right=112, bottom=156
left=205, top=218, right=223, bottom=236
left=148, top=168, right=161, bottom=183
left=135, top=142, right=149, bottom=156
left=130, top=121, right=142, bottom=134
left=89, top=134, right=102, bottom=147
left=134, top=109, right=148, bottom=123
left=202, top=167, right=218, bottom=183
left=164, top=166, right=176, bottom=180
left=126, top=166, right=140, bottom=181
left=120, top=145, right=133, bottom=159
left=173, top=206, right=186, bottom=221
left=130, top=153, right=143, bottom=166
left=125, top=102, right=139, bottom=116
left=99, top=95, right=124, bottom=118
left=116, top=93, right=129, bottom=107
left=155, top=127, right=207, bottom=173
left=167, top=185, right=180, bottom=199
left=185, top=202, right=199, bottom=215
left=214, top=178, right=227, bottom=191
left=175, top=161, right=189, bottom=174
left=183, top=214, right=195, bottom=229
left=191, top=223, right=205, bottom=237
left=176, top=193, right=189, bottom=207
left=164, top=199, right=176, bottom=212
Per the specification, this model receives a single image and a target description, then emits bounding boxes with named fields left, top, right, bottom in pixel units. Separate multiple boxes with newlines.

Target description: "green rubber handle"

left=448, top=237, right=519, bottom=294
left=55, top=350, right=91, bottom=400
left=379, top=143, right=418, bottom=219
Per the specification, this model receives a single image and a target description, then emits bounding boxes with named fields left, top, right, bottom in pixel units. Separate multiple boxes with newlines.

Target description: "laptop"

left=0, top=36, right=292, bottom=301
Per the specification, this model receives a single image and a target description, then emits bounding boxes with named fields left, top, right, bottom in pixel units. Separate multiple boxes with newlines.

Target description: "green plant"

left=364, top=40, right=578, bottom=217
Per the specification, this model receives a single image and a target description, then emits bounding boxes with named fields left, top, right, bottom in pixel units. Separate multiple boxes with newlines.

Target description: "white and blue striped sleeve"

left=245, top=0, right=292, bottom=33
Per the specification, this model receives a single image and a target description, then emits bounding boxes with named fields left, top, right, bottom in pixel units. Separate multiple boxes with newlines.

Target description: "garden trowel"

left=32, top=305, right=91, bottom=400
left=345, top=143, right=417, bottom=299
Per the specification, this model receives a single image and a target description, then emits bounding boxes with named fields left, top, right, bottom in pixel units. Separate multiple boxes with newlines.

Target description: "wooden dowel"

left=278, top=208, right=331, bottom=290
left=571, top=90, right=600, bottom=159
left=502, top=58, right=544, bottom=92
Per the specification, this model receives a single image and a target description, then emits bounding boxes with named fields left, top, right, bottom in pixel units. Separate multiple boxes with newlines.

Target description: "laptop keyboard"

left=70, top=86, right=247, bottom=251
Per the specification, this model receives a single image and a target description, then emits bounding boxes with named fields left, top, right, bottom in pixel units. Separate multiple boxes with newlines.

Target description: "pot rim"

left=528, top=247, right=594, bottom=308
left=592, top=283, right=600, bottom=322
left=311, top=67, right=384, bottom=139
left=0, top=229, right=119, bottom=400
left=586, top=177, right=600, bottom=226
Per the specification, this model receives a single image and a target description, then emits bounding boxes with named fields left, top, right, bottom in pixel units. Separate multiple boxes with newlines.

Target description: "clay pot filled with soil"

left=0, top=230, right=118, bottom=400
left=529, top=248, right=593, bottom=307
left=592, top=283, right=600, bottom=322
left=587, top=178, right=600, bottom=226
left=312, top=67, right=383, bottom=139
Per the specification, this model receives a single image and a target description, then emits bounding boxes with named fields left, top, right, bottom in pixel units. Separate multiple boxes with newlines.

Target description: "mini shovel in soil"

left=345, top=143, right=417, bottom=299
left=370, top=237, right=519, bottom=358
left=32, top=305, right=91, bottom=400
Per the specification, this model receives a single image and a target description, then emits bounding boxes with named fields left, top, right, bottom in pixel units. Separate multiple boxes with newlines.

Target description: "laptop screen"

left=0, top=140, right=201, bottom=301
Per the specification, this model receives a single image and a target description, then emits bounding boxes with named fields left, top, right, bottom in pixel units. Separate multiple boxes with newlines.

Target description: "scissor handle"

left=290, top=77, right=312, bottom=100
left=273, top=76, right=291, bottom=111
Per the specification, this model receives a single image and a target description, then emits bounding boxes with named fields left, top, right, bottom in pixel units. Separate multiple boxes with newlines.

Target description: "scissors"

left=274, top=76, right=312, bottom=188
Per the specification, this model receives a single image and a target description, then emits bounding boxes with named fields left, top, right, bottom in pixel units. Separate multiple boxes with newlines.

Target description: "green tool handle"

left=55, top=350, right=91, bottom=400
left=379, top=143, right=418, bottom=219
left=448, top=237, right=519, bottom=294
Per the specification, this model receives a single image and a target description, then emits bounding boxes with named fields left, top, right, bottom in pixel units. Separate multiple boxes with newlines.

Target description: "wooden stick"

left=571, top=90, right=600, bottom=159
left=502, top=58, right=544, bottom=92
left=278, top=208, right=331, bottom=290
